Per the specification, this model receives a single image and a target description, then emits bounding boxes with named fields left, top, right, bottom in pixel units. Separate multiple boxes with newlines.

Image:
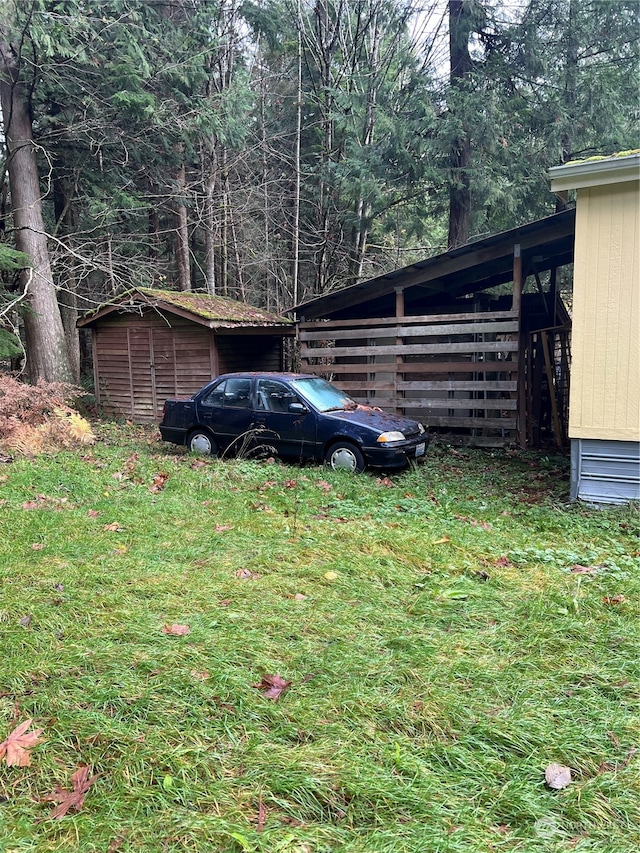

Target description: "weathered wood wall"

left=299, top=310, right=520, bottom=447
left=94, top=313, right=215, bottom=421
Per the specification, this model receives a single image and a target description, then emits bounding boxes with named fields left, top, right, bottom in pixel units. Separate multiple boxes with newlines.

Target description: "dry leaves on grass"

left=0, top=719, right=45, bottom=767
left=571, top=564, right=598, bottom=574
left=235, top=568, right=261, bottom=580
left=376, top=477, right=394, bottom=487
left=40, top=765, right=100, bottom=819
left=161, top=623, right=191, bottom=636
left=603, top=595, right=626, bottom=605
left=21, top=494, right=72, bottom=511
left=253, top=674, right=292, bottom=701
left=149, top=472, right=170, bottom=493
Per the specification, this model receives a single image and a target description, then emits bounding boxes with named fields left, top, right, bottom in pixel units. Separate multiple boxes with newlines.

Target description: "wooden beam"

left=297, top=310, right=518, bottom=331
left=304, top=361, right=517, bottom=376
left=512, top=244, right=527, bottom=449
left=540, top=330, right=563, bottom=448
left=300, top=341, right=519, bottom=359
left=299, top=320, right=519, bottom=342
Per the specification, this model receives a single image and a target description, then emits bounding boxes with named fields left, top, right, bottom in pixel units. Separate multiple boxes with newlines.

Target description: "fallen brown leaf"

left=0, top=719, right=45, bottom=767
left=215, top=524, right=234, bottom=532
left=103, top=522, right=123, bottom=532
left=161, top=623, right=191, bottom=636
left=376, top=477, right=394, bottom=487
left=254, top=674, right=292, bottom=701
left=149, top=472, right=170, bottom=493
left=190, top=669, right=210, bottom=681
left=40, top=765, right=100, bottom=819
left=571, top=564, right=597, bottom=574
left=235, top=569, right=260, bottom=580
left=603, top=595, right=626, bottom=605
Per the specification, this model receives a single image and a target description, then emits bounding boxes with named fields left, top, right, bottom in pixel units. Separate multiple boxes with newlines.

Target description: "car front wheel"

left=324, top=441, right=365, bottom=473
left=187, top=429, right=218, bottom=456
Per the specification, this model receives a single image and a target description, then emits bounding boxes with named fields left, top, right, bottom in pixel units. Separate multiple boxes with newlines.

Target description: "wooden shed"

left=293, top=211, right=575, bottom=449
left=78, top=288, right=294, bottom=422
left=550, top=152, right=640, bottom=504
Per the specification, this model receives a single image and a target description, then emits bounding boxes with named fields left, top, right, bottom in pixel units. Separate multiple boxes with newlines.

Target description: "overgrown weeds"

left=0, top=425, right=638, bottom=852
left=0, top=375, right=94, bottom=455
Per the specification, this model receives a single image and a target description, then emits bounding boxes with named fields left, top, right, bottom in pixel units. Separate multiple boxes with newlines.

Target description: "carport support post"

left=395, top=287, right=404, bottom=415
left=512, top=244, right=527, bottom=448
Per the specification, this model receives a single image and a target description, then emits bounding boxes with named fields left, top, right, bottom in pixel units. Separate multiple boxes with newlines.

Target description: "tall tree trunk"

left=0, top=40, right=72, bottom=383
left=447, top=0, right=473, bottom=249
left=204, top=170, right=217, bottom=295
left=291, top=0, right=303, bottom=308
left=175, top=164, right=191, bottom=291
left=53, top=175, right=80, bottom=381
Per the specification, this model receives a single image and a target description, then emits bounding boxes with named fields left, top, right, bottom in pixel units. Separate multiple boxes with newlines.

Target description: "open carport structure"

left=293, top=210, right=575, bottom=448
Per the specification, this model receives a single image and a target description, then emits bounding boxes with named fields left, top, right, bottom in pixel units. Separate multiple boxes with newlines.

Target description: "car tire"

left=324, top=441, right=365, bottom=473
left=187, top=429, right=218, bottom=456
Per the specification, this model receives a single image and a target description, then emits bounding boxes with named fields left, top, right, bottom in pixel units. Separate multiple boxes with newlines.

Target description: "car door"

left=196, top=377, right=254, bottom=450
left=253, top=378, right=317, bottom=460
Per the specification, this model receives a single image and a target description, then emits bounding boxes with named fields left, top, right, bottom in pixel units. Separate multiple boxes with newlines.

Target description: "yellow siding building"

left=550, top=153, right=640, bottom=503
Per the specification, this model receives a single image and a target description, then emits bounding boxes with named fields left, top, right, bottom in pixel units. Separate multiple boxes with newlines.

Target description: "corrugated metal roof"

left=78, top=288, right=293, bottom=328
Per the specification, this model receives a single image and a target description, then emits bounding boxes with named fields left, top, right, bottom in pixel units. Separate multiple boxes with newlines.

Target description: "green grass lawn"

left=0, top=425, right=638, bottom=852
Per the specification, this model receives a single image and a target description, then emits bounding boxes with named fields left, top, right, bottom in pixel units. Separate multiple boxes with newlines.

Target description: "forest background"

left=0, top=0, right=638, bottom=384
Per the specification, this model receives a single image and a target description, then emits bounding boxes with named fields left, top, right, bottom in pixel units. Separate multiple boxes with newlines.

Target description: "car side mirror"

left=288, top=402, right=308, bottom=414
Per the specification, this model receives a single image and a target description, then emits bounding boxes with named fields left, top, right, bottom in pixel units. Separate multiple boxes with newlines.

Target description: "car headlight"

left=377, top=431, right=406, bottom=443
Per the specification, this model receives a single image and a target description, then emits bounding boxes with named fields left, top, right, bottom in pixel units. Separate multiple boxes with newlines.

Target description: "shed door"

left=129, top=328, right=155, bottom=421
left=151, top=328, right=177, bottom=418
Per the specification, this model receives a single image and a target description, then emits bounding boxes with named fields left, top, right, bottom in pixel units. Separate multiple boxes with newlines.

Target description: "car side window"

left=201, top=378, right=252, bottom=408
left=222, top=377, right=252, bottom=408
left=201, top=380, right=226, bottom=407
left=256, top=379, right=298, bottom=413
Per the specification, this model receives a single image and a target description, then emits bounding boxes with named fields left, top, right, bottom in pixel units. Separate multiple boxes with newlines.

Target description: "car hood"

left=324, top=406, right=423, bottom=435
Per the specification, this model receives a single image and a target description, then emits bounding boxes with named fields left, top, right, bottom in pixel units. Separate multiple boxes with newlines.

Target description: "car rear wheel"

left=325, top=441, right=365, bottom=473
left=187, top=429, right=217, bottom=456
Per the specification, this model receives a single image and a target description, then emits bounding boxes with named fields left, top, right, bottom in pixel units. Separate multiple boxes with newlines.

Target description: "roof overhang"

left=549, top=152, right=640, bottom=193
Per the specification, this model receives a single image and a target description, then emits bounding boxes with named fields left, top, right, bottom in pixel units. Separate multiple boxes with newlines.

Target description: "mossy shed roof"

left=77, top=288, right=294, bottom=332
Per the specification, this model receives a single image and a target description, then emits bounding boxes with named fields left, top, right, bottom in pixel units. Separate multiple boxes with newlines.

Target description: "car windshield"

left=290, top=377, right=357, bottom=413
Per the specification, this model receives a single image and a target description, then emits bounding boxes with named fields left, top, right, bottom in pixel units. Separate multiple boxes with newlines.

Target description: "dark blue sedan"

left=159, top=372, right=429, bottom=472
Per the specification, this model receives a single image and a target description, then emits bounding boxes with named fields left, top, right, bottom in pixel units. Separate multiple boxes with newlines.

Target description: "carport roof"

left=292, top=209, right=575, bottom=320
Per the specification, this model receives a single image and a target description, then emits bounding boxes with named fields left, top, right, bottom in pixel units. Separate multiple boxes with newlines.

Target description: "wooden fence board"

left=305, top=361, right=516, bottom=375
left=301, top=341, right=519, bottom=359
left=299, top=320, right=518, bottom=342
left=297, top=310, right=518, bottom=331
